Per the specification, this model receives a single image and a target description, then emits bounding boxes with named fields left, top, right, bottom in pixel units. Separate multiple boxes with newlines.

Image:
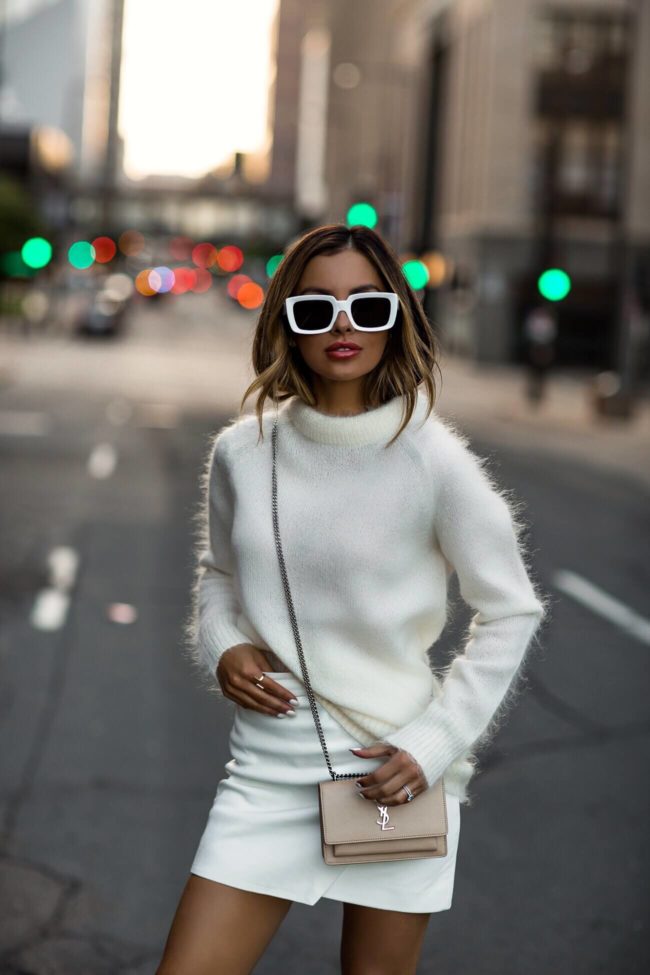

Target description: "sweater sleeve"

left=193, top=431, right=253, bottom=680
left=382, top=427, right=547, bottom=788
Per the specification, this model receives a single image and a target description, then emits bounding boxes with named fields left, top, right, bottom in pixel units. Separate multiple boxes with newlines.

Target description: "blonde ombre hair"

left=240, top=223, right=444, bottom=447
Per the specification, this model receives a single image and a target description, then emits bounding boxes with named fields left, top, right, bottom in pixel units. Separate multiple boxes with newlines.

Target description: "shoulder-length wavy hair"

left=239, top=223, right=444, bottom=447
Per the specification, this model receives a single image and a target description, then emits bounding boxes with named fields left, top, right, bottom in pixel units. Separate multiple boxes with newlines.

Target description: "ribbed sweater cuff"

left=199, top=614, right=253, bottom=679
left=382, top=705, right=468, bottom=789
left=382, top=610, right=544, bottom=788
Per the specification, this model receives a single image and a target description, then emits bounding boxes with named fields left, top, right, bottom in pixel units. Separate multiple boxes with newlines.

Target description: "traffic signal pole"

left=614, top=0, right=642, bottom=401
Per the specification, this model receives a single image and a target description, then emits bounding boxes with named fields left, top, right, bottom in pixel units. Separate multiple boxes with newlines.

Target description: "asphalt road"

left=0, top=291, right=648, bottom=974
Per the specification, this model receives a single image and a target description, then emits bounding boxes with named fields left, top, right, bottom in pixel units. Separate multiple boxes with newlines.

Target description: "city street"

left=0, top=289, right=648, bottom=974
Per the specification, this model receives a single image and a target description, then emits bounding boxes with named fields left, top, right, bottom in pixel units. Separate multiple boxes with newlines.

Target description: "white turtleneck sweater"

left=187, top=390, right=548, bottom=805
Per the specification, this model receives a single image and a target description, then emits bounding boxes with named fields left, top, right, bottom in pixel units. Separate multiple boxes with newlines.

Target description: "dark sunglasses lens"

left=292, top=299, right=333, bottom=331
left=351, top=295, right=393, bottom=328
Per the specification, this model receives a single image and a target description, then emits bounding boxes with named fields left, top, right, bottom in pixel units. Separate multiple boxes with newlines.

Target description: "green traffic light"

left=538, top=268, right=571, bottom=302
left=402, top=259, right=429, bottom=290
left=346, top=202, right=378, bottom=228
left=266, top=254, right=283, bottom=277
left=22, top=237, right=52, bottom=269
left=68, top=241, right=95, bottom=270
left=2, top=251, right=33, bottom=277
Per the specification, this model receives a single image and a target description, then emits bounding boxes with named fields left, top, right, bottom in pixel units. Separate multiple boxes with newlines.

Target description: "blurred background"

left=0, top=1, right=648, bottom=973
left=2, top=0, right=649, bottom=389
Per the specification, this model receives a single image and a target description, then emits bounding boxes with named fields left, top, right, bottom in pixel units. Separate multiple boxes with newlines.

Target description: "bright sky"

left=119, top=0, right=279, bottom=180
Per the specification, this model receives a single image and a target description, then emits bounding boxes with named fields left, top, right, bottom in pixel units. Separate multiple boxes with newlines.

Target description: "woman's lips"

left=325, top=348, right=362, bottom=359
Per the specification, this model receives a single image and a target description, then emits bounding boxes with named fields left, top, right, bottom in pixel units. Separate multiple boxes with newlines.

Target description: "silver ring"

left=402, top=785, right=415, bottom=802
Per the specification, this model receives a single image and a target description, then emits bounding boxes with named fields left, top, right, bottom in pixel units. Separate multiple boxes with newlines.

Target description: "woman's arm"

left=382, top=428, right=549, bottom=788
left=191, top=432, right=253, bottom=681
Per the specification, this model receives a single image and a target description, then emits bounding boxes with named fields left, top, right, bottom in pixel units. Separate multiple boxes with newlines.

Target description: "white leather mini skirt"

left=190, top=670, right=462, bottom=913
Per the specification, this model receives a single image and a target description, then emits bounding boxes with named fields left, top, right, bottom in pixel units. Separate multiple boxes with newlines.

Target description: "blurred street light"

left=402, top=259, right=429, bottom=290
left=346, top=202, right=378, bottom=228
left=537, top=268, right=572, bottom=302
left=21, top=236, right=52, bottom=270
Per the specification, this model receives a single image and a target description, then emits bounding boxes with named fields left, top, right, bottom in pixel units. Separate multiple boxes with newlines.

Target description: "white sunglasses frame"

left=284, top=292, right=400, bottom=334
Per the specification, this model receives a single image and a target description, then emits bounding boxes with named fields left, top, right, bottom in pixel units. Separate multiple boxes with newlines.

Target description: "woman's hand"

left=216, top=644, right=298, bottom=717
left=349, top=743, right=429, bottom=805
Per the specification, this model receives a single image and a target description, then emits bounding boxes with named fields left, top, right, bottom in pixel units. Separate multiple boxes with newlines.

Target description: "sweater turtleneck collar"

left=281, top=392, right=410, bottom=446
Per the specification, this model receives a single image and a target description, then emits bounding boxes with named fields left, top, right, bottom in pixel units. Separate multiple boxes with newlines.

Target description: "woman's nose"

left=334, top=310, right=353, bottom=329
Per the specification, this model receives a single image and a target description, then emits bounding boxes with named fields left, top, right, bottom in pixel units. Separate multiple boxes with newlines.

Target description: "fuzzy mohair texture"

left=179, top=394, right=551, bottom=806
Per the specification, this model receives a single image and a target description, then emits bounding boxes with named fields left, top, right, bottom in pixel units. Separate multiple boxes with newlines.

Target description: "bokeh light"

left=191, top=242, right=218, bottom=268
left=216, top=244, right=244, bottom=273
left=192, top=268, right=213, bottom=293
left=420, top=251, right=448, bottom=288
left=135, top=269, right=156, bottom=296
left=68, top=241, right=96, bottom=270
left=149, top=266, right=175, bottom=294
left=538, top=268, right=572, bottom=302
left=119, top=229, right=145, bottom=257
left=169, top=235, right=194, bottom=261
left=171, top=267, right=197, bottom=294
left=266, top=254, right=283, bottom=277
left=237, top=281, right=264, bottom=309
left=104, top=273, right=134, bottom=300
left=2, top=252, right=32, bottom=277
left=92, top=236, right=117, bottom=263
left=346, top=202, right=378, bottom=228
left=21, top=237, right=52, bottom=269
left=227, top=273, right=252, bottom=299
left=402, top=259, right=429, bottom=290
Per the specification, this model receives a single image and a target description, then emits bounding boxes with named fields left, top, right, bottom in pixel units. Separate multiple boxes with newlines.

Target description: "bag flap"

left=319, top=777, right=448, bottom=845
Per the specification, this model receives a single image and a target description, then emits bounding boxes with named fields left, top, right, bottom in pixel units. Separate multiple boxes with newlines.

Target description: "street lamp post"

left=614, top=0, right=643, bottom=403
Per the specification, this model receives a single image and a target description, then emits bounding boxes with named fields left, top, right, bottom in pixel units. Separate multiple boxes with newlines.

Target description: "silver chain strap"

left=271, top=412, right=368, bottom=781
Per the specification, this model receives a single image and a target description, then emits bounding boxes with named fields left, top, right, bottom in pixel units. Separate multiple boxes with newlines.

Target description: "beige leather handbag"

left=271, top=412, right=448, bottom=865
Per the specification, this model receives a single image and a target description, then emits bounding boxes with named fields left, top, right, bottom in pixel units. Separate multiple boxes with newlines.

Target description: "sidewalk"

left=435, top=355, right=650, bottom=490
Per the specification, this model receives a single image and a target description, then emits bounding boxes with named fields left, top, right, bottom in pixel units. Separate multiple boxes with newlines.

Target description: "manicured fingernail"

left=276, top=712, right=287, bottom=719
left=289, top=698, right=299, bottom=706
left=285, top=709, right=296, bottom=717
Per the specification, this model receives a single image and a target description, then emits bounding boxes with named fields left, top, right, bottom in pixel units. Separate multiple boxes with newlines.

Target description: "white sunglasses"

left=284, top=292, right=400, bottom=334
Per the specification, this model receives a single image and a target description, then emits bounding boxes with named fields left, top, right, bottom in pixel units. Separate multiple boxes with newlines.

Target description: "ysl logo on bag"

left=375, top=804, right=396, bottom=831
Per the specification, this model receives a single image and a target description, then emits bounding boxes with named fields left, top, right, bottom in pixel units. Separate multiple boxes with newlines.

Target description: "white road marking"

left=0, top=411, right=51, bottom=435
left=31, top=546, right=80, bottom=632
left=553, top=569, right=650, bottom=645
left=48, top=546, right=80, bottom=590
left=30, top=589, right=71, bottom=631
left=88, top=442, right=117, bottom=479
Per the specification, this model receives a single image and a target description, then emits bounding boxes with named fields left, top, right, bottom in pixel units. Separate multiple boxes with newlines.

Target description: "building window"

left=534, top=7, right=630, bottom=78
left=532, top=6, right=631, bottom=219
left=532, top=118, right=622, bottom=218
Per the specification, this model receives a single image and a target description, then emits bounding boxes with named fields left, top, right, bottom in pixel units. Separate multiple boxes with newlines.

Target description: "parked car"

left=77, top=280, right=132, bottom=337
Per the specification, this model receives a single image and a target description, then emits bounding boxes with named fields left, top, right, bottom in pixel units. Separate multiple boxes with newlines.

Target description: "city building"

left=0, top=0, right=124, bottom=183
left=316, top=0, right=650, bottom=369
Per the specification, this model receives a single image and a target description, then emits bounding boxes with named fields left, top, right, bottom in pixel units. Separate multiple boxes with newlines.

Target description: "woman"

left=156, top=224, right=548, bottom=975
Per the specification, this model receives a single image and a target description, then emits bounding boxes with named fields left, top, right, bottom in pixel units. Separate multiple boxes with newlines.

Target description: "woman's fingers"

left=356, top=750, right=427, bottom=805
left=358, top=771, right=419, bottom=803
left=229, top=687, right=284, bottom=716
left=358, top=776, right=424, bottom=805
left=217, top=645, right=297, bottom=715
left=226, top=673, right=297, bottom=716
left=256, top=674, right=299, bottom=707
left=383, top=779, right=423, bottom=805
